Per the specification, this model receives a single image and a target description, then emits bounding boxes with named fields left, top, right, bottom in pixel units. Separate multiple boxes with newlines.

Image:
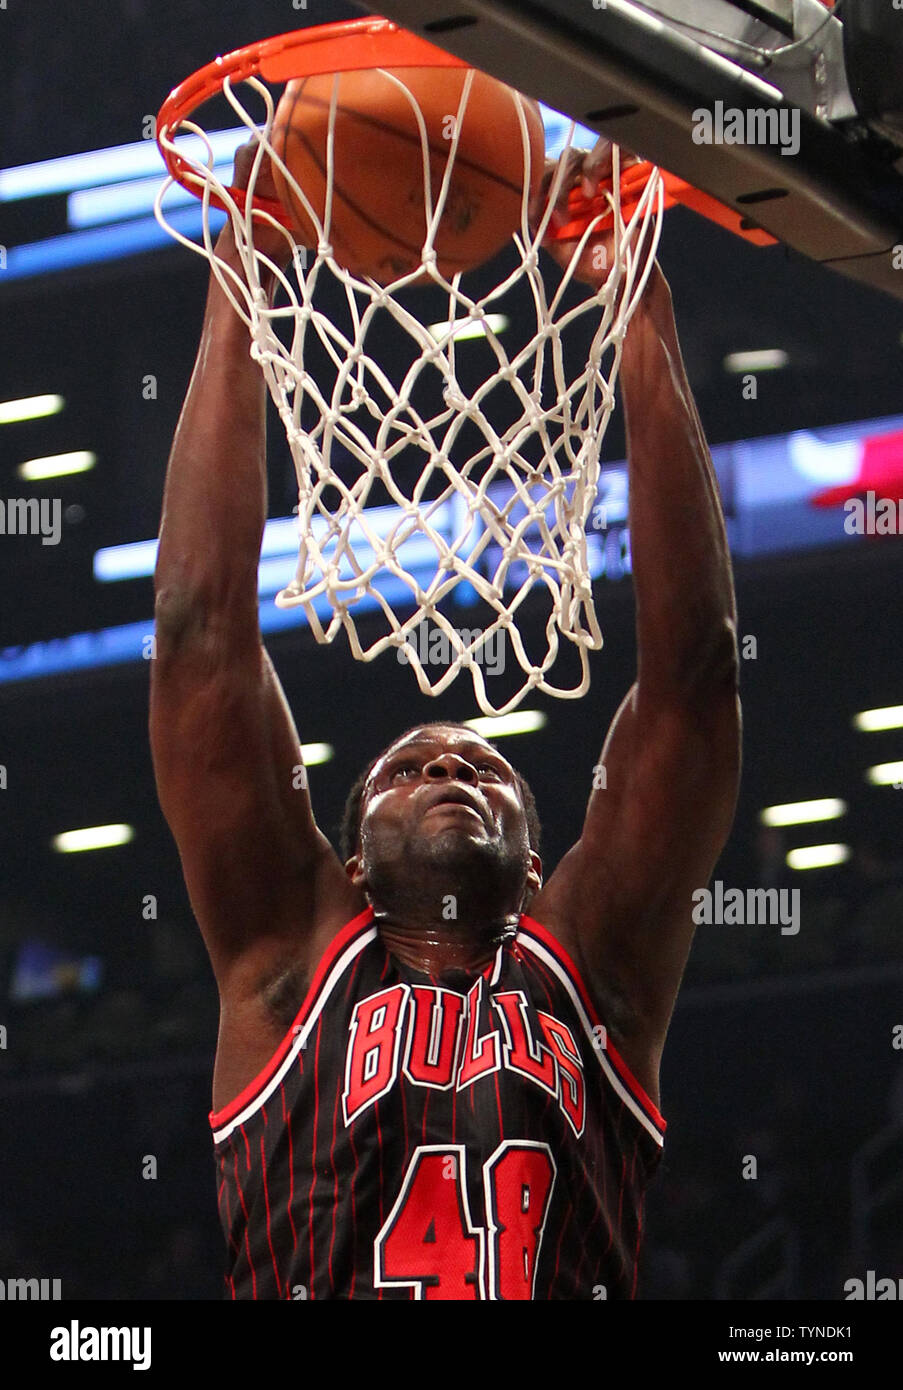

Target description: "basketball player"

left=150, top=139, right=741, bottom=1299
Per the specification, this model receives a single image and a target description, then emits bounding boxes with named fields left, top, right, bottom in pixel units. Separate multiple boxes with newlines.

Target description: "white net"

left=155, top=66, right=664, bottom=715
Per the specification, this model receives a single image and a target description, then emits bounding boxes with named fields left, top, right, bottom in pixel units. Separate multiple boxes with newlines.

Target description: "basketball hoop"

left=155, top=18, right=675, bottom=715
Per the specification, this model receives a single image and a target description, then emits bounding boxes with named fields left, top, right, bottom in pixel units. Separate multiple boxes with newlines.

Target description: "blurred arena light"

left=0, top=130, right=245, bottom=201
left=18, top=451, right=96, bottom=482
left=723, top=349, right=789, bottom=373
left=0, top=106, right=590, bottom=284
left=786, top=844, right=851, bottom=870
left=53, top=824, right=135, bottom=853
left=865, top=760, right=903, bottom=786
left=760, top=797, right=847, bottom=826
left=2, top=207, right=226, bottom=282
left=0, top=394, right=64, bottom=425
left=464, top=711, right=548, bottom=738
left=300, top=742, right=334, bottom=766
left=854, top=705, right=903, bottom=731
left=428, top=314, right=509, bottom=342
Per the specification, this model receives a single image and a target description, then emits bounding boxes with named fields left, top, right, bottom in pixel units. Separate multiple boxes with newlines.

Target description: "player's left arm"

left=537, top=260, right=742, bottom=1103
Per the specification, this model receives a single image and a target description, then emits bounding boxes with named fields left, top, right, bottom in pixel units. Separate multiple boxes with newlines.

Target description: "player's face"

left=359, top=726, right=530, bottom=869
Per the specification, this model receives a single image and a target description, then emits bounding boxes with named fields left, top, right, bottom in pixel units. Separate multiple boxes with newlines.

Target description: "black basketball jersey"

left=211, top=907, right=666, bottom=1300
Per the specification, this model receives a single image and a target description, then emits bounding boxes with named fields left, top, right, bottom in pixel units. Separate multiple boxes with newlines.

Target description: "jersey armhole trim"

left=209, top=904, right=375, bottom=1133
left=518, top=913, right=667, bottom=1136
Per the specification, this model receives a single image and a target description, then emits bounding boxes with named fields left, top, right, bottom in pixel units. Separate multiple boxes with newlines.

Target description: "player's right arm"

left=150, top=147, right=361, bottom=1003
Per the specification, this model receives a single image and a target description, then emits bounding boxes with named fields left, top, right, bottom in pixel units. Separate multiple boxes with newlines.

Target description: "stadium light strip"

left=68, top=169, right=231, bottom=228
left=0, top=107, right=591, bottom=287
left=4, top=107, right=588, bottom=247
left=0, top=541, right=612, bottom=688
left=853, top=705, right=903, bottom=732
left=723, top=350, right=789, bottom=373
left=95, top=514, right=304, bottom=582
left=52, top=823, right=135, bottom=853
left=94, top=502, right=470, bottom=586
left=428, top=314, right=509, bottom=343
left=2, top=206, right=226, bottom=284
left=464, top=711, right=548, bottom=738
left=70, top=175, right=199, bottom=229
left=0, top=394, right=64, bottom=425
left=0, top=111, right=584, bottom=203
left=18, top=451, right=96, bottom=481
left=300, top=742, right=334, bottom=767
left=67, top=113, right=588, bottom=228
left=786, top=844, right=850, bottom=870
left=0, top=129, right=247, bottom=202
left=759, top=797, right=846, bottom=826
left=0, top=570, right=425, bottom=686
left=865, top=760, right=903, bottom=786
left=11, top=406, right=901, bottom=691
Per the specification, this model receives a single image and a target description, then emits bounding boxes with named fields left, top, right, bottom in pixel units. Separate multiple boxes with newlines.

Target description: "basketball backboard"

left=360, top=0, right=903, bottom=302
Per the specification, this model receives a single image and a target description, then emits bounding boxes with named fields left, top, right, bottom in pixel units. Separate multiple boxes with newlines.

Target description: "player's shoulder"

left=514, top=891, right=596, bottom=996
left=516, top=909, right=647, bottom=1057
left=515, top=911, right=664, bottom=1120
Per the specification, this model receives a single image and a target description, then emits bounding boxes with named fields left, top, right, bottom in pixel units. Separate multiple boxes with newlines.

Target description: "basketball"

left=270, top=66, right=547, bottom=284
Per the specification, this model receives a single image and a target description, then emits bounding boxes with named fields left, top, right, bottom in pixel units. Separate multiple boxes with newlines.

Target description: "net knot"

left=442, top=383, right=470, bottom=413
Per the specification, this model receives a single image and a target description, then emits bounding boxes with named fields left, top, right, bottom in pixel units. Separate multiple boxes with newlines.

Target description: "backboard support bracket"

left=361, top=0, right=903, bottom=302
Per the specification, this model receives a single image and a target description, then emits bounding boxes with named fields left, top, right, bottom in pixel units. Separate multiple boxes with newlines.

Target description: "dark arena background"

left=1, top=0, right=902, bottom=1331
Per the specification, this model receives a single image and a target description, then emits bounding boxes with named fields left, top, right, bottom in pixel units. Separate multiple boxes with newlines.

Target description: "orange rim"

left=156, top=16, right=777, bottom=248
left=156, top=17, right=470, bottom=228
left=554, top=163, right=776, bottom=248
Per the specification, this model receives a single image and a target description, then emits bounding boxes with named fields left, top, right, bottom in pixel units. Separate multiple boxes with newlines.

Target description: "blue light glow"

left=94, top=504, right=465, bottom=585
left=2, top=108, right=591, bottom=285
left=3, top=206, right=227, bottom=282
left=0, top=129, right=247, bottom=202
left=0, top=543, right=612, bottom=685
left=0, top=589, right=406, bottom=686
left=68, top=171, right=230, bottom=229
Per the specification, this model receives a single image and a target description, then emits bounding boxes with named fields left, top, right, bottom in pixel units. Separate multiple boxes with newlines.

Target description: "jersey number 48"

left=374, top=1141, right=556, bottom=1300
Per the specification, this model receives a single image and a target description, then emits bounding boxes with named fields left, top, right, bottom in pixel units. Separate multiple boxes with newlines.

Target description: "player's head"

left=341, top=722, right=542, bottom=915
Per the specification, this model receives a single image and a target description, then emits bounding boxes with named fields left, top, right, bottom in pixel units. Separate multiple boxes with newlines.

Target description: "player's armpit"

left=149, top=608, right=361, bottom=990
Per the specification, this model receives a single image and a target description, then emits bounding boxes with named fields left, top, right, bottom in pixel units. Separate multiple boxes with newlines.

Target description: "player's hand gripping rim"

left=529, top=136, right=654, bottom=292
left=223, top=140, right=297, bottom=280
